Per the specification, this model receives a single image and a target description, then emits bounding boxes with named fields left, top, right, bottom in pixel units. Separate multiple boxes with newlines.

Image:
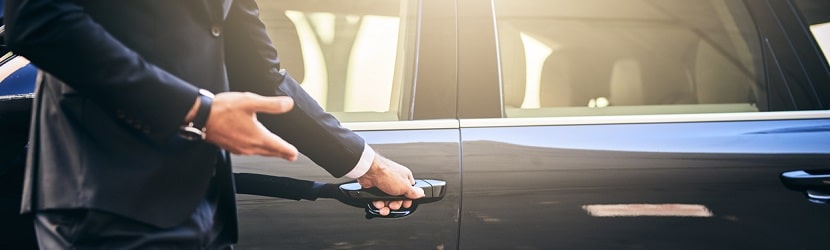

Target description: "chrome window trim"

left=406, top=0, right=423, bottom=120
left=0, top=93, right=35, bottom=101
left=0, top=58, right=38, bottom=101
left=343, top=119, right=459, bottom=131
left=459, top=110, right=830, bottom=128
left=490, top=0, right=505, bottom=118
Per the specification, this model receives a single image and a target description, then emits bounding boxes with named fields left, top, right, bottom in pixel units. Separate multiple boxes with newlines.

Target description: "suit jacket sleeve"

left=3, top=0, right=199, bottom=145
left=223, top=0, right=367, bottom=178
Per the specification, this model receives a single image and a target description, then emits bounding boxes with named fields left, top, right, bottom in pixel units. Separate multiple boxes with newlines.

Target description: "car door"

left=457, top=0, right=830, bottom=249
left=234, top=0, right=461, bottom=249
left=0, top=21, right=40, bottom=248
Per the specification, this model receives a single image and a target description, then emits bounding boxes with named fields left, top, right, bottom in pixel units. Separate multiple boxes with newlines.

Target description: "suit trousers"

left=32, top=177, right=233, bottom=249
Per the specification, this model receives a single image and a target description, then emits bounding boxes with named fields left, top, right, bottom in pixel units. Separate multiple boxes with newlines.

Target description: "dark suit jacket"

left=3, top=0, right=366, bottom=235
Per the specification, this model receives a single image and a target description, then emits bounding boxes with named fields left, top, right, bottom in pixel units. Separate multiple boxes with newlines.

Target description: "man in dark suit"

left=4, top=0, right=424, bottom=248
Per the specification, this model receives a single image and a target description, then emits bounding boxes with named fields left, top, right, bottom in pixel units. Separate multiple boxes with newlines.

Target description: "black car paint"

left=2, top=0, right=830, bottom=249
left=459, top=120, right=830, bottom=249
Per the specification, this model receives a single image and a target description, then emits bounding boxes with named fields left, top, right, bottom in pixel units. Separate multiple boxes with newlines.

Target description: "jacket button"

left=211, top=26, right=222, bottom=37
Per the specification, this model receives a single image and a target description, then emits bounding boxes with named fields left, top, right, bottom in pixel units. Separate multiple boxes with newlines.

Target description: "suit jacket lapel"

left=202, top=0, right=233, bottom=22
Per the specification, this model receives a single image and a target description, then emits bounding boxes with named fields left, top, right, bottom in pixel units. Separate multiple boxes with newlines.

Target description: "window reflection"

left=257, top=0, right=416, bottom=122
left=810, top=22, right=830, bottom=66
left=518, top=33, right=553, bottom=109
left=344, top=15, right=400, bottom=112
left=792, top=0, right=830, bottom=66
left=284, top=11, right=329, bottom=108
left=495, top=0, right=764, bottom=117
left=583, top=204, right=714, bottom=217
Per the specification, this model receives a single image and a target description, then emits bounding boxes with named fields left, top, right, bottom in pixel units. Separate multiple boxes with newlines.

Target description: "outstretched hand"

left=204, top=92, right=299, bottom=161
left=357, top=155, right=425, bottom=216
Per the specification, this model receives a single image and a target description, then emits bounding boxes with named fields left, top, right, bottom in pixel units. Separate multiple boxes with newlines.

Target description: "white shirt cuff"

left=343, top=144, right=375, bottom=179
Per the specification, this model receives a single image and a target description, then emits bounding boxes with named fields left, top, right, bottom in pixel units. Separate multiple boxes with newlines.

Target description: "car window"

left=494, top=0, right=765, bottom=118
left=808, top=23, right=830, bottom=66
left=257, top=0, right=418, bottom=122
left=793, top=0, right=830, bottom=67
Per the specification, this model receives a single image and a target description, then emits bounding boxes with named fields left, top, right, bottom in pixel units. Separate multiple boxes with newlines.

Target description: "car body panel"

left=0, top=54, right=36, bottom=171
left=459, top=115, right=830, bottom=249
left=234, top=127, right=461, bottom=249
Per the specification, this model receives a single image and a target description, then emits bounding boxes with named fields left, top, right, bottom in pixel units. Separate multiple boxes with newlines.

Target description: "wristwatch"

left=179, top=89, right=214, bottom=141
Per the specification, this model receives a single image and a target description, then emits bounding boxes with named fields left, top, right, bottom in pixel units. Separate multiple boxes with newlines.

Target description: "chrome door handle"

left=338, top=179, right=447, bottom=219
left=780, top=170, right=830, bottom=204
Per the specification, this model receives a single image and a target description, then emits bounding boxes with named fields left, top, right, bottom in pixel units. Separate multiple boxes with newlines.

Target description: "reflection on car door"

left=235, top=125, right=461, bottom=249
left=460, top=118, right=830, bottom=249
left=458, top=0, right=830, bottom=249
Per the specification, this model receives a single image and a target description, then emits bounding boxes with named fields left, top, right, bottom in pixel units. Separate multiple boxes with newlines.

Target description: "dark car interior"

left=0, top=10, right=39, bottom=246
left=498, top=0, right=763, bottom=118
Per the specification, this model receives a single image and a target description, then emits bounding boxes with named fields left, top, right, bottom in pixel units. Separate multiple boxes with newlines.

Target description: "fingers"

left=358, top=155, right=423, bottom=216
left=372, top=200, right=410, bottom=216
left=378, top=207, right=391, bottom=216
left=257, top=124, right=299, bottom=161
left=388, top=200, right=403, bottom=210
left=259, top=136, right=298, bottom=161
left=373, top=201, right=386, bottom=210
left=206, top=92, right=299, bottom=160
left=220, top=122, right=298, bottom=161
left=245, top=94, right=294, bottom=114
left=373, top=201, right=391, bottom=216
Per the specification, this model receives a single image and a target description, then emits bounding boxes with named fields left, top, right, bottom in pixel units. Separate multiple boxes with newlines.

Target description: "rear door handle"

left=780, top=170, right=830, bottom=204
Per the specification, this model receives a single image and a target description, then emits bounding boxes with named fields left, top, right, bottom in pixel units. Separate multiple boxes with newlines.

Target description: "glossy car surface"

left=3, top=0, right=830, bottom=249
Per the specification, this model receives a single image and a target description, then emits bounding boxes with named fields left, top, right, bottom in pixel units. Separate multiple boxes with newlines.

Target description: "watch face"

left=178, top=125, right=206, bottom=141
left=199, top=88, right=216, bottom=98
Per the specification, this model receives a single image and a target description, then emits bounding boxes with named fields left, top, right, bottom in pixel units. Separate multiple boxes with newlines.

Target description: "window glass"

left=257, top=0, right=418, bottom=122
left=811, top=23, right=830, bottom=64
left=793, top=0, right=830, bottom=67
left=494, top=0, right=765, bottom=117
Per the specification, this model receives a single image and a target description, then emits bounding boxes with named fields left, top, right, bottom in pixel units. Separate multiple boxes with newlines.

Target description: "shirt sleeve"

left=343, top=144, right=376, bottom=179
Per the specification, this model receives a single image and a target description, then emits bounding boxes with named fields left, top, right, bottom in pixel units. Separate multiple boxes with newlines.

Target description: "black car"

left=3, top=0, right=830, bottom=249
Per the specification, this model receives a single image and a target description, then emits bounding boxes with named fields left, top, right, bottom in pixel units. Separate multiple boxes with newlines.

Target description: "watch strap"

left=191, top=89, right=213, bottom=130
left=179, top=89, right=214, bottom=140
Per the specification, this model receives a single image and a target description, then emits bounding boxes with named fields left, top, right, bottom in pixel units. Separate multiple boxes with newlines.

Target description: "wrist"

left=184, top=98, right=199, bottom=123
left=345, top=144, right=376, bottom=179
left=179, top=89, right=214, bottom=140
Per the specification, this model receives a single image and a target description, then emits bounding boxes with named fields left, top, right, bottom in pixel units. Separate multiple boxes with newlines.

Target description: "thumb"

left=247, top=95, right=295, bottom=114
left=404, top=186, right=425, bottom=199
